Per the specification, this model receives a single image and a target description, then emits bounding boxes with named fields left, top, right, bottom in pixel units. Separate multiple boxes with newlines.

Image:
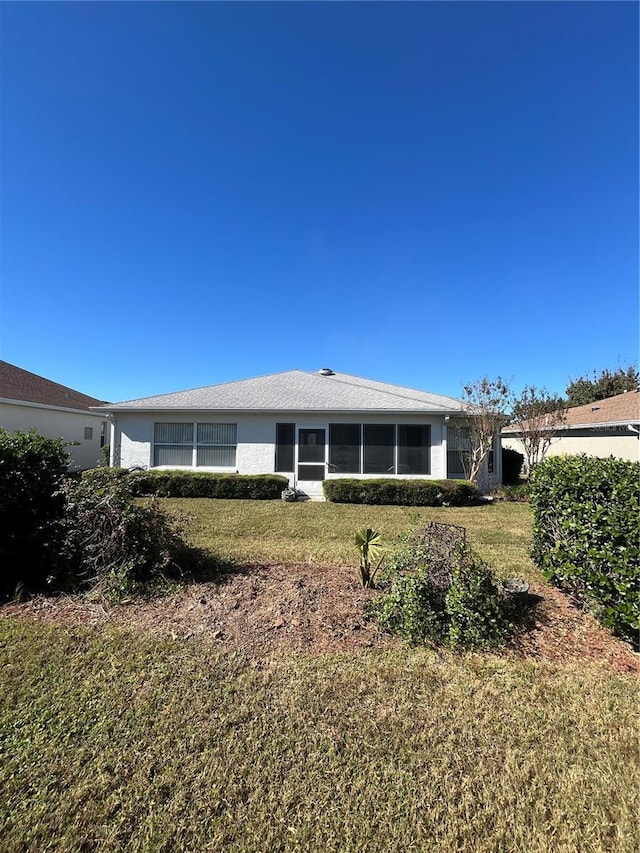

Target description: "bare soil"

left=2, top=563, right=638, bottom=673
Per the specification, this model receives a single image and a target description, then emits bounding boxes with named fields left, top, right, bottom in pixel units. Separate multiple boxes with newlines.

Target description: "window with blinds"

left=196, top=423, right=237, bottom=467
left=153, top=423, right=237, bottom=467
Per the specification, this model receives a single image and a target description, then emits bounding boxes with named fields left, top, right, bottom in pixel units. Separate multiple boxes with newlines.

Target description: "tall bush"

left=501, top=447, right=524, bottom=485
left=61, top=469, right=196, bottom=598
left=0, top=429, right=69, bottom=593
left=529, top=456, right=640, bottom=643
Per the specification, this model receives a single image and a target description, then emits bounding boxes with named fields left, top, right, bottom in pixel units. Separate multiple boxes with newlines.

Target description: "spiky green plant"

left=355, top=527, right=384, bottom=588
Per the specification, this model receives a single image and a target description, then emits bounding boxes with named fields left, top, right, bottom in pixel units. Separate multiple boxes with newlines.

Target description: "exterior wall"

left=112, top=411, right=455, bottom=497
left=502, top=428, right=640, bottom=469
left=0, top=401, right=107, bottom=471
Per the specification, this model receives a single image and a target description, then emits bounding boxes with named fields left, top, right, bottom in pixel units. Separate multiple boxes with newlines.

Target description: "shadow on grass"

left=507, top=591, right=546, bottom=652
left=170, top=543, right=249, bottom=587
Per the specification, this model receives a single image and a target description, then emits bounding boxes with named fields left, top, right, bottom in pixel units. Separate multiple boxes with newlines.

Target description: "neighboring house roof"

left=503, top=390, right=640, bottom=434
left=94, top=369, right=468, bottom=414
left=0, top=360, right=106, bottom=411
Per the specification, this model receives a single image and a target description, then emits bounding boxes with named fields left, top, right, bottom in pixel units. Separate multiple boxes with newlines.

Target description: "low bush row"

left=530, top=455, right=639, bottom=644
left=123, top=470, right=289, bottom=500
left=323, top=478, right=478, bottom=506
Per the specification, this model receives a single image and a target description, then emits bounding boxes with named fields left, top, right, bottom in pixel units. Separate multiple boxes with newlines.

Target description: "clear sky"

left=1, top=1, right=637, bottom=403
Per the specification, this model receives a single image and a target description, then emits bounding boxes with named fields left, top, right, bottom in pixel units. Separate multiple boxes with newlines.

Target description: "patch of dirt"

left=1, top=564, right=638, bottom=673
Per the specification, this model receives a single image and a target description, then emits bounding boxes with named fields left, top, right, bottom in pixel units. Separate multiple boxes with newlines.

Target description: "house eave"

left=93, top=406, right=467, bottom=416
left=2, top=397, right=107, bottom=418
left=503, top=419, right=640, bottom=435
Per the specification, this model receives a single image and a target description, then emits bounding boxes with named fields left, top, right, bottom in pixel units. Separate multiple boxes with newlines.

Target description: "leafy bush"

left=61, top=469, right=198, bottom=598
left=126, top=470, right=288, bottom=500
left=502, top=447, right=524, bottom=485
left=323, top=478, right=478, bottom=507
left=0, top=429, right=69, bottom=594
left=491, top=483, right=529, bottom=502
left=446, top=557, right=513, bottom=650
left=530, top=456, right=640, bottom=644
left=368, top=524, right=513, bottom=649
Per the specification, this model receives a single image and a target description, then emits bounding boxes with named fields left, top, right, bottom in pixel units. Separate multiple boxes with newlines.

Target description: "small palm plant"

left=355, top=528, right=384, bottom=588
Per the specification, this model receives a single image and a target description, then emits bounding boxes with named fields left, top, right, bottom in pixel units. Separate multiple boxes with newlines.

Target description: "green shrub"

left=446, top=557, right=512, bottom=650
left=61, top=469, right=197, bottom=598
left=0, top=429, right=69, bottom=594
left=502, top=447, right=524, bottom=485
left=530, top=456, right=640, bottom=644
left=492, top=483, right=529, bottom=502
left=368, top=524, right=513, bottom=649
left=323, top=478, right=478, bottom=507
left=126, top=470, right=288, bottom=500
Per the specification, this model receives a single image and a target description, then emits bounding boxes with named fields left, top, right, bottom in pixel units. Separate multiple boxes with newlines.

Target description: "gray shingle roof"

left=95, top=370, right=467, bottom=414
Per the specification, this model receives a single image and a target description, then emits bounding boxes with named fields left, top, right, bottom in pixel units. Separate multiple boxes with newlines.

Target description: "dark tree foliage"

left=0, top=429, right=69, bottom=593
left=566, top=365, right=639, bottom=407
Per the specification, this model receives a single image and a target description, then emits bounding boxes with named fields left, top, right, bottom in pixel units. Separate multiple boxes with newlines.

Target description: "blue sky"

left=1, top=2, right=637, bottom=403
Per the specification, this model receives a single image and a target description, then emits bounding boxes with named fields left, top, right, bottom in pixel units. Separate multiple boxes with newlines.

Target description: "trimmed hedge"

left=122, top=470, right=289, bottom=500
left=323, top=478, right=478, bottom=507
left=530, top=455, right=639, bottom=644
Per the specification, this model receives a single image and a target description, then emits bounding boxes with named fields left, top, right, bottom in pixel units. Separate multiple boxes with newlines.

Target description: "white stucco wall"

left=0, top=401, right=108, bottom=471
left=112, top=411, right=481, bottom=497
left=503, top=429, right=640, bottom=468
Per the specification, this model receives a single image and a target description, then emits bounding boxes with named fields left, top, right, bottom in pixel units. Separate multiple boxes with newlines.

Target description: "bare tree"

left=457, top=376, right=511, bottom=484
left=509, top=385, right=566, bottom=473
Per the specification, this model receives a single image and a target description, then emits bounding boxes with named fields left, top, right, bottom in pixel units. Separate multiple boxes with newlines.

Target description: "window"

left=363, top=424, right=395, bottom=474
left=397, top=425, right=430, bottom=474
left=329, top=424, right=361, bottom=473
left=275, top=423, right=295, bottom=472
left=154, top=423, right=194, bottom=466
left=84, top=427, right=93, bottom=440
left=153, top=423, right=237, bottom=467
left=197, top=423, right=237, bottom=466
left=447, top=426, right=470, bottom=477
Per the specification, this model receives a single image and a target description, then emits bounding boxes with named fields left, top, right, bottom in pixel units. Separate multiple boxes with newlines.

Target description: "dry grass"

left=1, top=618, right=638, bottom=852
left=2, top=500, right=637, bottom=851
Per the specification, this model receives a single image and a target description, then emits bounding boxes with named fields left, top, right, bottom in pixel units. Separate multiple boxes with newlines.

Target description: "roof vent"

left=319, top=368, right=335, bottom=376
left=591, top=405, right=600, bottom=411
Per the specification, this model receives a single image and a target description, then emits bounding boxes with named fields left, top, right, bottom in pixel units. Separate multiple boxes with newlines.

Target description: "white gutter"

left=91, top=406, right=468, bottom=416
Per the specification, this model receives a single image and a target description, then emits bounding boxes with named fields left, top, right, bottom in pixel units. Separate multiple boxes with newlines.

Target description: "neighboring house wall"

left=112, top=412, right=498, bottom=497
left=503, top=429, right=639, bottom=466
left=0, top=400, right=107, bottom=471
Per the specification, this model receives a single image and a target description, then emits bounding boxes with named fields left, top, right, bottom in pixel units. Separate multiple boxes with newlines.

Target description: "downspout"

left=107, top=415, right=119, bottom=468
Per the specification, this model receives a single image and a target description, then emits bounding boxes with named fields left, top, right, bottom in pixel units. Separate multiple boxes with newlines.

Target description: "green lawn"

left=1, top=499, right=638, bottom=852
left=164, top=498, right=537, bottom=579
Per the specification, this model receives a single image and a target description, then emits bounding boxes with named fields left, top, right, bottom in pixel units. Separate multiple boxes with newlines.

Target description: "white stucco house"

left=0, top=360, right=109, bottom=471
left=94, top=369, right=500, bottom=498
left=502, top=389, right=640, bottom=468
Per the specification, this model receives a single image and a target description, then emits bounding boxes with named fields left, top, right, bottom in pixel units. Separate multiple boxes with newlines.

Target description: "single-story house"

left=94, top=368, right=501, bottom=498
left=0, top=360, right=109, bottom=471
left=502, top=390, right=640, bottom=467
